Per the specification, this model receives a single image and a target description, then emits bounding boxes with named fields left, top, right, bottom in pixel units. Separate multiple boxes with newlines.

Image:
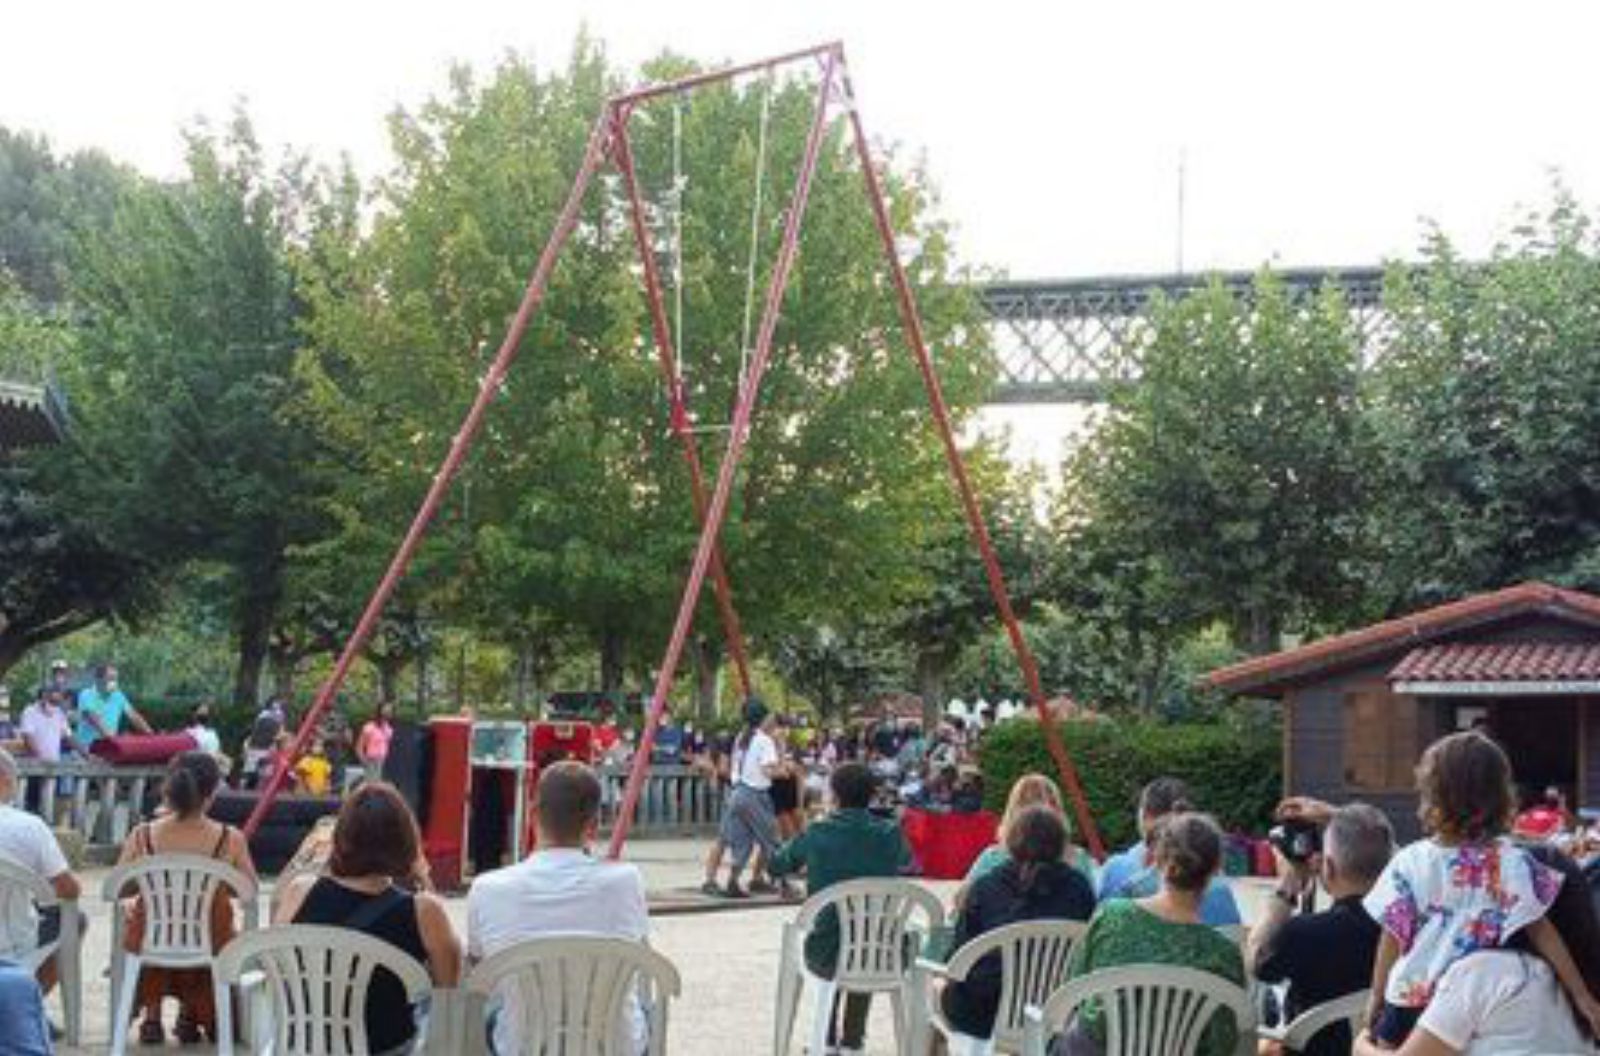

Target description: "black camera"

left=1268, top=818, right=1323, bottom=863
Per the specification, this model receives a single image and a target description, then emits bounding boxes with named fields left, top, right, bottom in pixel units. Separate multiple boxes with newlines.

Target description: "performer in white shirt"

left=713, top=699, right=786, bottom=899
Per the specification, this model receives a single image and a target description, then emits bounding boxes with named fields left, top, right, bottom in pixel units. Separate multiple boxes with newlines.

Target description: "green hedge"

left=977, top=719, right=1282, bottom=849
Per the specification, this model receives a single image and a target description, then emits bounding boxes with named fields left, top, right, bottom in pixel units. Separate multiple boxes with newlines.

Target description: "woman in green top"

left=965, top=773, right=1097, bottom=889
left=1057, top=812, right=1245, bottom=1056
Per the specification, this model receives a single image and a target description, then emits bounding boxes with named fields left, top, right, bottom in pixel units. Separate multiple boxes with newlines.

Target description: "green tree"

left=0, top=128, right=131, bottom=305
left=1058, top=274, right=1369, bottom=658
left=0, top=283, right=161, bottom=676
left=300, top=44, right=992, bottom=708
left=62, top=114, right=341, bottom=709
left=1369, top=196, right=1600, bottom=606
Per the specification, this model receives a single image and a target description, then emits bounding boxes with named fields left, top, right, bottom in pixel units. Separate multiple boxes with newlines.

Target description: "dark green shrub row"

left=977, top=718, right=1282, bottom=849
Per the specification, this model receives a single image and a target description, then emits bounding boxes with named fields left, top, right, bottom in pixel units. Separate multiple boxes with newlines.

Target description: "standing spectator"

left=0, top=748, right=82, bottom=1031
left=1063, top=813, right=1246, bottom=1056
left=769, top=762, right=911, bottom=1054
left=1097, top=777, right=1242, bottom=925
left=1249, top=800, right=1394, bottom=1056
left=941, top=805, right=1095, bottom=1040
left=183, top=704, right=221, bottom=756
left=468, top=762, right=649, bottom=1056
left=115, top=751, right=255, bottom=1045
left=18, top=688, right=77, bottom=817
left=75, top=664, right=151, bottom=750
left=275, top=783, right=461, bottom=1055
left=45, top=662, right=75, bottom=722
left=356, top=701, right=396, bottom=781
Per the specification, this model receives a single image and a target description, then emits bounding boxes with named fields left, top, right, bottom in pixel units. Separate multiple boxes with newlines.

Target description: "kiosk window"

left=1344, top=688, right=1418, bottom=791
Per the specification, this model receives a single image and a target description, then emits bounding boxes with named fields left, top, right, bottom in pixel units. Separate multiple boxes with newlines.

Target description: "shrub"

left=977, top=718, right=1281, bottom=849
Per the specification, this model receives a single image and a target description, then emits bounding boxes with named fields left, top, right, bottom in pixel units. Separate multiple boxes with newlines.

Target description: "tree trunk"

left=374, top=654, right=409, bottom=705
left=915, top=648, right=948, bottom=730
left=232, top=572, right=281, bottom=713
left=599, top=628, right=626, bottom=693
left=691, top=635, right=723, bottom=720
left=1233, top=606, right=1280, bottom=657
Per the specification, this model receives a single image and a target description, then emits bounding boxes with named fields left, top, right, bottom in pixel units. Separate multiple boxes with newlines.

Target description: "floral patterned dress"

left=1363, top=837, right=1563, bottom=1008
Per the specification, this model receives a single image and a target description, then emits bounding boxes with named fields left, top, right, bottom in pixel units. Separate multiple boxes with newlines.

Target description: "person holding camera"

left=1249, top=797, right=1395, bottom=1056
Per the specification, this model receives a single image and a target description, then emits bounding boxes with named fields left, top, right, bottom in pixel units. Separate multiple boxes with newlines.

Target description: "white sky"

left=7, top=0, right=1600, bottom=471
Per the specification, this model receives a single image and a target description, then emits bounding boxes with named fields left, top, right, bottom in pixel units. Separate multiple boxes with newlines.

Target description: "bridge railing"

left=10, top=758, right=169, bottom=862
left=597, top=762, right=727, bottom=837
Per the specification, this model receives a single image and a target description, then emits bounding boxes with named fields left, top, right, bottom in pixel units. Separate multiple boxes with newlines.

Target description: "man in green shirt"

left=770, top=761, right=910, bottom=1055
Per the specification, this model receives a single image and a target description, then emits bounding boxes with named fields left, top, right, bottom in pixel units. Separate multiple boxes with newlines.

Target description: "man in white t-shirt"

left=467, top=761, right=651, bottom=1055
left=1356, top=950, right=1591, bottom=1055
left=0, top=748, right=81, bottom=1010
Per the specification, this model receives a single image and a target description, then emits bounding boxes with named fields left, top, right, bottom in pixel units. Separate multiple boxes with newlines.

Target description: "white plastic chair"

left=1021, top=965, right=1255, bottom=1056
left=462, top=934, right=682, bottom=1056
left=0, top=854, right=82, bottom=1045
left=102, top=854, right=259, bottom=1056
left=212, top=924, right=433, bottom=1056
left=1258, top=989, right=1369, bottom=1053
left=912, top=919, right=1087, bottom=1055
left=774, top=877, right=945, bottom=1056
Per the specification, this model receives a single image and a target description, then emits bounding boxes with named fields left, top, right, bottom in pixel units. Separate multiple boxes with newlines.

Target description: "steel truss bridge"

left=980, top=265, right=1387, bottom=404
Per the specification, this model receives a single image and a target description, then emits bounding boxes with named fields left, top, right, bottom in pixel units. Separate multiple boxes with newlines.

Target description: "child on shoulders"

left=1363, top=731, right=1600, bottom=1046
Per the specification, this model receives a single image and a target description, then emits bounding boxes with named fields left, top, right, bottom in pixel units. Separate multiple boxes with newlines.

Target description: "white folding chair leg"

left=109, top=953, right=141, bottom=1056
left=809, top=979, right=837, bottom=1056
left=214, top=977, right=235, bottom=1056
left=888, top=987, right=907, bottom=1053
left=775, top=963, right=801, bottom=1056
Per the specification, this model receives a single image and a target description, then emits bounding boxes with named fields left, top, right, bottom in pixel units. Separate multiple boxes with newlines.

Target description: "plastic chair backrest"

left=102, top=854, right=257, bottom=965
left=1278, top=989, right=1369, bottom=1052
left=464, top=934, right=683, bottom=1056
left=215, top=924, right=432, bottom=1056
left=0, top=853, right=60, bottom=946
left=1037, top=964, right=1253, bottom=1056
left=943, top=919, right=1087, bottom=1048
left=795, top=878, right=944, bottom=987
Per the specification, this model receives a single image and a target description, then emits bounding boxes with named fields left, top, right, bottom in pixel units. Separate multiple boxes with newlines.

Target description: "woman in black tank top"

left=274, top=783, right=463, bottom=1055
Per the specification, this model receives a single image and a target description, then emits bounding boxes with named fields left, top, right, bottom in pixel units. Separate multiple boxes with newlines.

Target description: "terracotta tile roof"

left=1389, top=641, right=1600, bottom=683
left=1206, top=582, right=1600, bottom=696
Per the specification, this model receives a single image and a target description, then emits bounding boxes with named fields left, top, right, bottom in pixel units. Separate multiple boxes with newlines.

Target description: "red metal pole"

left=611, top=41, right=841, bottom=106
left=243, top=112, right=614, bottom=838
left=836, top=58, right=1106, bottom=859
left=607, top=48, right=841, bottom=859
left=610, top=104, right=754, bottom=697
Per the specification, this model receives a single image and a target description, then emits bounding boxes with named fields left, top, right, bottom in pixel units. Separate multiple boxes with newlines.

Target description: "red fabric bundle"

left=89, top=732, right=198, bottom=765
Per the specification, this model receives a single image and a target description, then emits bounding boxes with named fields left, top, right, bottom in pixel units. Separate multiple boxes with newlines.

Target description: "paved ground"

left=55, top=839, right=1273, bottom=1055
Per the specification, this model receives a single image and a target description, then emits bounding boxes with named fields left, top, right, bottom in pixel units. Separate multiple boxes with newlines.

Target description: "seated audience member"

left=0, top=748, right=81, bottom=1025
left=1061, top=812, right=1246, bottom=1056
left=966, top=774, right=1095, bottom=889
left=276, top=782, right=461, bottom=1055
left=115, top=751, right=254, bottom=1045
left=770, top=761, right=911, bottom=1055
left=1354, top=842, right=1600, bottom=1056
left=1097, top=777, right=1242, bottom=925
left=941, top=805, right=1095, bottom=1040
left=468, top=761, right=650, bottom=1056
left=0, top=957, right=52, bottom=1056
left=1249, top=800, right=1393, bottom=1056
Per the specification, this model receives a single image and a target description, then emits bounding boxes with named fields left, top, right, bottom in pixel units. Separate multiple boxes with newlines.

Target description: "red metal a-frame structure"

left=244, top=41, right=1105, bottom=861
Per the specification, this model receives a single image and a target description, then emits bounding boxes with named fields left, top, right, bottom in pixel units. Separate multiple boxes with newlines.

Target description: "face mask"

left=105, top=679, right=118, bottom=692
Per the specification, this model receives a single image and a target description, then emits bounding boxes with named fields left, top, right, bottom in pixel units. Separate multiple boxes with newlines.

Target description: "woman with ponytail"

left=115, top=750, right=256, bottom=1045
left=940, top=805, right=1095, bottom=1040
